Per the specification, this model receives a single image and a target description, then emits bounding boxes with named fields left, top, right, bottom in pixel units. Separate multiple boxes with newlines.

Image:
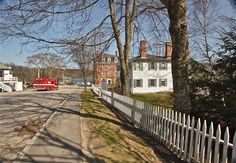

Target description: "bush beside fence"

left=92, top=85, right=236, bottom=163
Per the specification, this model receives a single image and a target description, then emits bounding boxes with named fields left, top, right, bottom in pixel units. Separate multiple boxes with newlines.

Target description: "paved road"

left=0, top=85, right=80, bottom=162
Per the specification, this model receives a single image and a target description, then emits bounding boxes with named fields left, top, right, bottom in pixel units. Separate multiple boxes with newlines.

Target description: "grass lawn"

left=80, top=89, right=162, bottom=163
left=131, top=92, right=173, bottom=108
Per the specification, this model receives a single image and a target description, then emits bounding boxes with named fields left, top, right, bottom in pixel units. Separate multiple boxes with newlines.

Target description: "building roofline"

left=131, top=55, right=171, bottom=62
left=0, top=64, right=10, bottom=70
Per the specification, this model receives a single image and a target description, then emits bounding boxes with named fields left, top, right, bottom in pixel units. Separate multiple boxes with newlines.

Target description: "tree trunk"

left=108, top=0, right=136, bottom=96
left=82, top=70, right=87, bottom=92
left=37, top=68, right=40, bottom=78
left=166, top=0, right=191, bottom=113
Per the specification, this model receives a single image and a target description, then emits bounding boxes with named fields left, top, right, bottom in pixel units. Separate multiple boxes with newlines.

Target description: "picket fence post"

left=188, top=117, right=195, bottom=162
left=214, top=124, right=221, bottom=163
left=222, top=127, right=229, bottom=163
left=206, top=122, right=214, bottom=163
left=194, top=119, right=201, bottom=163
left=179, top=113, right=185, bottom=159
left=200, top=120, right=207, bottom=163
left=184, top=115, right=190, bottom=161
left=232, top=131, right=236, bottom=163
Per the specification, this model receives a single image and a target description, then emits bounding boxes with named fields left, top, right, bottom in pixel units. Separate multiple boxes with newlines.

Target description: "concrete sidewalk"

left=14, top=92, right=89, bottom=163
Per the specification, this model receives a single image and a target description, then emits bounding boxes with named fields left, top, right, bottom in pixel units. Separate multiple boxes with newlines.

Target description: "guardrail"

left=92, top=84, right=236, bottom=163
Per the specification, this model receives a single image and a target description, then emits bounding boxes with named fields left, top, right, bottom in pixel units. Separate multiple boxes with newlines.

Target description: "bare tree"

left=71, top=43, right=94, bottom=92
left=108, top=0, right=137, bottom=96
left=26, top=53, right=46, bottom=78
left=1, top=0, right=192, bottom=112
left=42, top=53, right=65, bottom=77
left=26, top=53, right=64, bottom=78
left=189, top=0, right=219, bottom=75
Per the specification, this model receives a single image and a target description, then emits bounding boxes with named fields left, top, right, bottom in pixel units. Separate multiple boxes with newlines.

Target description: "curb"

left=14, top=97, right=68, bottom=162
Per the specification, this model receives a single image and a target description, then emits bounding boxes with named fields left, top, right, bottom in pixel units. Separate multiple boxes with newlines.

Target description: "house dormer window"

left=159, top=62, right=167, bottom=70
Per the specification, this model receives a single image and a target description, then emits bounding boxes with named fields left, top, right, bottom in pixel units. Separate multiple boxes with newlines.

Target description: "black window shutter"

left=140, top=62, right=143, bottom=71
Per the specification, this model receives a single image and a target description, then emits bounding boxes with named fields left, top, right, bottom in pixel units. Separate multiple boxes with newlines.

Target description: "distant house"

left=94, top=54, right=118, bottom=87
left=0, top=64, right=23, bottom=92
left=117, top=41, right=173, bottom=94
left=130, top=41, right=173, bottom=94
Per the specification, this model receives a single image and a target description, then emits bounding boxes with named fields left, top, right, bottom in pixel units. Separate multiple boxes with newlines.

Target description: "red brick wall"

left=95, top=64, right=117, bottom=87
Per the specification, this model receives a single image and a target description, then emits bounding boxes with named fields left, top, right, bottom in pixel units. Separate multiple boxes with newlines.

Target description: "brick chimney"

left=139, top=40, right=147, bottom=58
left=165, top=42, right=172, bottom=58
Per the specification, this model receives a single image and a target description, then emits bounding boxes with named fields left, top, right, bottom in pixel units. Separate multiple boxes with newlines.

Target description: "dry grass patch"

left=131, top=92, right=173, bottom=108
left=80, top=90, right=162, bottom=163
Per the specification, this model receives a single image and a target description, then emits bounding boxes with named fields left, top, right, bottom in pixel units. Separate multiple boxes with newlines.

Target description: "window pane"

left=159, top=79, right=167, bottom=87
left=137, top=80, right=141, bottom=87
left=151, top=62, right=155, bottom=69
left=159, top=62, right=167, bottom=70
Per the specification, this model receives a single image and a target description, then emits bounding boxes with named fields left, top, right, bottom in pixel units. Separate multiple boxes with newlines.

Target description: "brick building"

left=94, top=54, right=118, bottom=87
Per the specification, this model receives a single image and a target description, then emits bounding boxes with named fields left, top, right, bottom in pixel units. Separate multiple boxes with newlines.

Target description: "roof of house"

left=131, top=54, right=171, bottom=62
left=0, top=64, right=10, bottom=70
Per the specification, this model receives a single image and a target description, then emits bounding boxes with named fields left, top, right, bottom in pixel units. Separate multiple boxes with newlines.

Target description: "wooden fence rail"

left=92, top=85, right=236, bottom=163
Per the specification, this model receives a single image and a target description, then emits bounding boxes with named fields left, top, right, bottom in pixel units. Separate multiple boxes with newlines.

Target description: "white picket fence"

left=92, top=85, right=236, bottom=163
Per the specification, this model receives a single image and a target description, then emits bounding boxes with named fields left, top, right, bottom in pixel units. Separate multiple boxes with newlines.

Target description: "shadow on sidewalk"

left=52, top=95, right=185, bottom=163
left=14, top=128, right=103, bottom=163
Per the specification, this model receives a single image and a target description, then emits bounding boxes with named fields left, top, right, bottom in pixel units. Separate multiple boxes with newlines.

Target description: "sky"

left=0, top=0, right=235, bottom=66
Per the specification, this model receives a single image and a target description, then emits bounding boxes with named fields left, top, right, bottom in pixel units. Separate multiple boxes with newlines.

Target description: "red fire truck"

left=32, top=78, right=58, bottom=91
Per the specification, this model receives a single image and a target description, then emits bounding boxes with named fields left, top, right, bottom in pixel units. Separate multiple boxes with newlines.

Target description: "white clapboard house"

left=0, top=64, right=23, bottom=92
left=130, top=41, right=173, bottom=94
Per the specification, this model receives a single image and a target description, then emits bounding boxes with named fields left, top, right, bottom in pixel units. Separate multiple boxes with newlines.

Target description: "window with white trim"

left=148, top=62, right=157, bottom=70
left=148, top=79, right=157, bottom=87
left=134, top=79, right=143, bottom=87
left=159, top=79, right=167, bottom=87
left=159, top=62, right=167, bottom=70
left=133, top=62, right=143, bottom=71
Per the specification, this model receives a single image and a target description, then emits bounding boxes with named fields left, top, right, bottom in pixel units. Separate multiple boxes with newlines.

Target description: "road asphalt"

left=14, top=89, right=84, bottom=163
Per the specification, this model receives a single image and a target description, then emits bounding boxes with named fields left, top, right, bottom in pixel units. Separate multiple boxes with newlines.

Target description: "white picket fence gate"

left=92, top=85, right=236, bottom=163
